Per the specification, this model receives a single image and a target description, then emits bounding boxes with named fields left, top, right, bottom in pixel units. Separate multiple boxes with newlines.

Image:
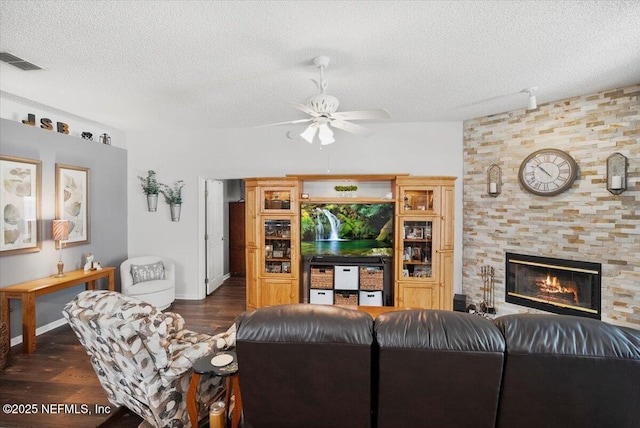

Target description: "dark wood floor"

left=0, top=277, right=246, bottom=428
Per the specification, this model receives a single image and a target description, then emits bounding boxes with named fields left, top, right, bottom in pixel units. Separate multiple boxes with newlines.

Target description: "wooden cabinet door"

left=245, top=186, right=257, bottom=247
left=260, top=278, right=298, bottom=308
left=438, top=250, right=454, bottom=310
left=440, top=185, right=455, bottom=251
left=245, top=247, right=258, bottom=310
left=397, top=282, right=440, bottom=309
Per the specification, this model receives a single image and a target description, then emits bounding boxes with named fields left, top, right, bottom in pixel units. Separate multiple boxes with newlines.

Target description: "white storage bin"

left=310, top=289, right=334, bottom=305
left=359, top=291, right=383, bottom=306
left=334, top=266, right=359, bottom=290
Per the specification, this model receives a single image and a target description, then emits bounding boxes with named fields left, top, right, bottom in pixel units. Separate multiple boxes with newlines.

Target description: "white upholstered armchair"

left=120, top=255, right=176, bottom=310
left=63, top=290, right=236, bottom=428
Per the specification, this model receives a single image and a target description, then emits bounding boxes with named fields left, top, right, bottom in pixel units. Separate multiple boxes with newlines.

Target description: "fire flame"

left=537, top=274, right=578, bottom=303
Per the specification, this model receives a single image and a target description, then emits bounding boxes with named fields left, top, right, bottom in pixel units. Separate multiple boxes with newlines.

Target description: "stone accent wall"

left=462, top=84, right=639, bottom=328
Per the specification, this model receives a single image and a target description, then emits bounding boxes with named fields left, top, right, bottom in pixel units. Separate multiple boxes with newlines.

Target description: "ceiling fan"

left=263, top=56, right=390, bottom=145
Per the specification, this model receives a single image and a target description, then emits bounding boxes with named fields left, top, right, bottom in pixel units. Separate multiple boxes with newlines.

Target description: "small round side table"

left=187, top=350, right=242, bottom=428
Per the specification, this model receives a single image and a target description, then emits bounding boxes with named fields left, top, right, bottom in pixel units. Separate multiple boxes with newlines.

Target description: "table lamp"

left=53, top=220, right=69, bottom=277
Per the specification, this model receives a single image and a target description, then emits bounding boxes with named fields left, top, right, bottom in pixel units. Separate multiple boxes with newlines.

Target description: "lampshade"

left=318, top=124, right=335, bottom=145
left=53, top=220, right=69, bottom=241
left=300, top=123, right=318, bottom=144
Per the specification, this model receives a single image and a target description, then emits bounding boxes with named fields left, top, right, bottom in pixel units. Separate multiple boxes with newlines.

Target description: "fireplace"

left=505, top=252, right=601, bottom=319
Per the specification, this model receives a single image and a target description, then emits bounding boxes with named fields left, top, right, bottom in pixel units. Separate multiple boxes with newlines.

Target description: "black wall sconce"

left=606, top=152, right=627, bottom=195
left=487, top=164, right=501, bottom=197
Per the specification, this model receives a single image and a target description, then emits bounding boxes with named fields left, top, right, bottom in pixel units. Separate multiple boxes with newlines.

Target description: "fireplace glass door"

left=505, top=253, right=601, bottom=319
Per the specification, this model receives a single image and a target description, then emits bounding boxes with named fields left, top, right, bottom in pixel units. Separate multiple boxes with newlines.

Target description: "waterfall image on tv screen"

left=300, top=203, right=394, bottom=256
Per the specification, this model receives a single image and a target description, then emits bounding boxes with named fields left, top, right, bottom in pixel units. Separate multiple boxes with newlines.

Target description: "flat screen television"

left=300, top=202, right=394, bottom=257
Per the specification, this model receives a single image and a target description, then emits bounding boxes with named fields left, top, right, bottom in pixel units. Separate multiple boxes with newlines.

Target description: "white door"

left=206, top=179, right=224, bottom=294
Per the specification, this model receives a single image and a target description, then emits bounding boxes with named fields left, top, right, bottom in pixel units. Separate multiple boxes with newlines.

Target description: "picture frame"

left=265, top=244, right=273, bottom=259
left=0, top=155, right=42, bottom=255
left=282, top=261, right=291, bottom=273
left=414, top=266, right=431, bottom=278
left=405, top=226, right=423, bottom=239
left=56, top=164, right=90, bottom=246
left=272, top=249, right=284, bottom=259
left=265, top=224, right=276, bottom=235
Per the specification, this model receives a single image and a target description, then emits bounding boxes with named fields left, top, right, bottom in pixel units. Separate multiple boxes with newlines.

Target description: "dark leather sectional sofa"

left=235, top=304, right=640, bottom=428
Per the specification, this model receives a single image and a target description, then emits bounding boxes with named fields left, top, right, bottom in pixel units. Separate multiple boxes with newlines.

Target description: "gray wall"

left=0, top=118, right=128, bottom=341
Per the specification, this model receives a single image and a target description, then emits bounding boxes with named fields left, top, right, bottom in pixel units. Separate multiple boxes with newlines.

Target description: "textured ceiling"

left=1, top=1, right=639, bottom=132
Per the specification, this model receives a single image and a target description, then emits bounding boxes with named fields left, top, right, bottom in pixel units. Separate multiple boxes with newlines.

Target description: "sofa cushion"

left=236, top=304, right=373, bottom=428
left=494, top=314, right=640, bottom=428
left=125, top=279, right=175, bottom=295
left=494, top=313, right=640, bottom=358
left=375, top=310, right=505, bottom=428
left=237, top=303, right=373, bottom=345
left=376, top=309, right=505, bottom=352
left=131, top=262, right=165, bottom=284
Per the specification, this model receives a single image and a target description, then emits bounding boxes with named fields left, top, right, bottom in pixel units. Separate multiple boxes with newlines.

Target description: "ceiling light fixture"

left=318, top=123, right=335, bottom=145
left=522, top=87, right=538, bottom=110
left=300, top=123, right=318, bottom=144
left=300, top=118, right=336, bottom=145
left=258, top=56, right=390, bottom=145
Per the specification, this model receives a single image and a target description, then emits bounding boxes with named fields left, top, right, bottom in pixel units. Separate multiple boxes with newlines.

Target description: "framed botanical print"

left=0, top=155, right=42, bottom=255
left=56, top=164, right=90, bottom=246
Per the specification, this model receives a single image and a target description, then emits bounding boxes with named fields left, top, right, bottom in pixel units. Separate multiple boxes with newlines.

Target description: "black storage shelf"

left=301, top=255, right=393, bottom=306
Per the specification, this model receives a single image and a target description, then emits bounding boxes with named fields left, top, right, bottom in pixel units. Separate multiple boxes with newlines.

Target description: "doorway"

left=205, top=179, right=225, bottom=295
left=201, top=178, right=247, bottom=299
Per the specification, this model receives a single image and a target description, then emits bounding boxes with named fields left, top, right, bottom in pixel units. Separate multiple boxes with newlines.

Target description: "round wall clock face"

left=518, top=149, right=578, bottom=196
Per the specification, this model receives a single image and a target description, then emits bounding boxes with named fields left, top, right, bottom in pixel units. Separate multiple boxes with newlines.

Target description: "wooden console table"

left=0, top=267, right=115, bottom=353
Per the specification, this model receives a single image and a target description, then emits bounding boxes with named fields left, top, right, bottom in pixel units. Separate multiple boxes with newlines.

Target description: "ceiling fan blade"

left=331, top=109, right=390, bottom=121
left=291, top=102, right=321, bottom=117
left=254, top=118, right=312, bottom=128
left=329, top=119, right=374, bottom=137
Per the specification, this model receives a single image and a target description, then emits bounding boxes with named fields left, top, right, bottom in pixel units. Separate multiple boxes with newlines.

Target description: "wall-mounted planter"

left=170, top=204, right=181, bottom=222
left=147, top=194, right=158, bottom=212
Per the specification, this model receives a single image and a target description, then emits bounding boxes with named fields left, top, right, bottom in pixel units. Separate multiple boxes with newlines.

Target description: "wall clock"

left=518, top=148, right=578, bottom=196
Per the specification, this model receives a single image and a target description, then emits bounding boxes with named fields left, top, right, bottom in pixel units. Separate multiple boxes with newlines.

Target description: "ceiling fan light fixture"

left=318, top=124, right=335, bottom=145
left=300, top=124, right=318, bottom=144
left=260, top=55, right=389, bottom=145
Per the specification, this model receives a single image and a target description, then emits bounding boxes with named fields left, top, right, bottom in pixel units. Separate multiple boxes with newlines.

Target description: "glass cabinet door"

left=262, top=189, right=292, bottom=211
left=264, top=219, right=292, bottom=274
left=400, top=219, right=434, bottom=279
left=400, top=188, right=435, bottom=214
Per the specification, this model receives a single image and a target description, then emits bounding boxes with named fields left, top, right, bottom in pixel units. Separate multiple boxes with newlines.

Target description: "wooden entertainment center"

left=244, top=174, right=455, bottom=311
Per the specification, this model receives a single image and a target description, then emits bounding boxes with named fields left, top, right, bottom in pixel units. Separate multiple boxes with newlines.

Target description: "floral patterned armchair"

left=62, top=290, right=236, bottom=428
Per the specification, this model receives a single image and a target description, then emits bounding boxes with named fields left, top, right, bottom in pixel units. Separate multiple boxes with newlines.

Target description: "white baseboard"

left=175, top=273, right=232, bottom=300
left=10, top=317, right=69, bottom=347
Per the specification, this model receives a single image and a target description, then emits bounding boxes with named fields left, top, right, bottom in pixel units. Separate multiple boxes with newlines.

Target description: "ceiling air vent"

left=0, top=52, right=42, bottom=71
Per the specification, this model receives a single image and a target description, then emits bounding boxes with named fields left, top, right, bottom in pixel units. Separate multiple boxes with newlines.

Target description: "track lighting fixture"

left=522, top=87, right=538, bottom=110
